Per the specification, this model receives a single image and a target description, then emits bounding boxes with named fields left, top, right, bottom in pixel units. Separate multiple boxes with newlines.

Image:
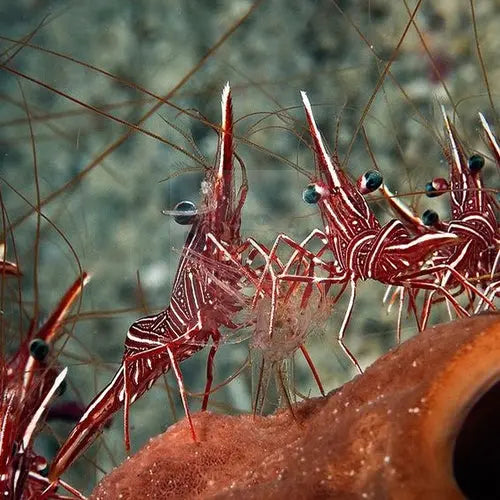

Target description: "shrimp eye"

left=29, top=338, right=49, bottom=361
left=303, top=184, right=321, bottom=204
left=425, top=178, right=448, bottom=198
left=173, top=201, right=197, bottom=225
left=468, top=154, right=484, bottom=172
left=422, top=209, right=439, bottom=226
left=358, top=170, right=383, bottom=194
left=425, top=182, right=438, bottom=197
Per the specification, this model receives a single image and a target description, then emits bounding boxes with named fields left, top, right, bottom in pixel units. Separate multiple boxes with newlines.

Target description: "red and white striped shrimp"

left=378, top=109, right=498, bottom=327
left=433, top=110, right=499, bottom=312
left=257, top=92, right=486, bottom=372
left=1, top=272, right=89, bottom=500
left=47, top=83, right=272, bottom=485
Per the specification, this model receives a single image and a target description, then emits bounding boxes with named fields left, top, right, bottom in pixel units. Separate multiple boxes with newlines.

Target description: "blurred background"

left=0, top=0, right=498, bottom=494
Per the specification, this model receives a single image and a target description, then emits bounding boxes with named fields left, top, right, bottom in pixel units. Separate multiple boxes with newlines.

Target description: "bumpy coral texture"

left=91, top=313, right=499, bottom=499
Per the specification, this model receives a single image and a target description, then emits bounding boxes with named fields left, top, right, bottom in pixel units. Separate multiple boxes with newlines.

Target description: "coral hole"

left=453, top=380, right=500, bottom=500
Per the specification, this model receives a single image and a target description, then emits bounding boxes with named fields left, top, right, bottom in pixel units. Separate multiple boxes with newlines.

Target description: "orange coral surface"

left=91, top=313, right=500, bottom=499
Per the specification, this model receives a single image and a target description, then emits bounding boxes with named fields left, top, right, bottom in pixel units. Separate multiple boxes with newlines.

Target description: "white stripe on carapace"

left=461, top=214, right=497, bottom=235
left=170, top=297, right=188, bottom=325
left=170, top=290, right=191, bottom=325
left=385, top=257, right=400, bottom=271
left=150, top=311, right=170, bottom=332
left=340, top=187, right=369, bottom=222
left=387, top=231, right=458, bottom=252
left=126, top=329, right=162, bottom=346
left=348, top=233, right=375, bottom=277
left=183, top=272, right=195, bottom=318
left=322, top=198, right=350, bottom=239
left=440, top=240, right=472, bottom=288
left=135, top=313, right=160, bottom=326
left=188, top=271, right=201, bottom=311
left=366, top=220, right=402, bottom=277
left=448, top=220, right=490, bottom=247
left=301, top=91, right=341, bottom=188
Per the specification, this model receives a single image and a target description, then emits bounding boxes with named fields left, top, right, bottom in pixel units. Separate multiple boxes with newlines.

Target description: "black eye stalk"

left=357, top=170, right=383, bottom=194
left=303, top=184, right=321, bottom=204
left=171, top=201, right=198, bottom=225
left=29, top=338, right=49, bottom=361
left=425, top=182, right=438, bottom=197
left=468, top=154, right=485, bottom=173
left=422, top=209, right=440, bottom=227
left=425, top=178, right=449, bottom=198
